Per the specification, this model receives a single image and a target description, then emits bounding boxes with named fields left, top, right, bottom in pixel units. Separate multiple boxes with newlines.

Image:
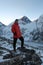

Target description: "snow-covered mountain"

left=34, top=15, right=43, bottom=30
left=8, top=16, right=31, bottom=26
left=21, top=16, right=31, bottom=23
left=1, top=15, right=43, bottom=42
left=33, top=15, right=43, bottom=41
left=0, top=22, right=6, bottom=36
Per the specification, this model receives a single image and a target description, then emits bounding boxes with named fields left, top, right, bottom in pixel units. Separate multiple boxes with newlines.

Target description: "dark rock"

left=3, top=54, right=13, bottom=59
left=17, top=47, right=42, bottom=65
left=0, top=55, right=22, bottom=65
left=0, top=51, right=4, bottom=55
left=32, top=54, right=42, bottom=65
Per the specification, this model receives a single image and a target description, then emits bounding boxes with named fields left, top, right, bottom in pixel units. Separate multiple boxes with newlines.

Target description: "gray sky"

left=0, top=0, right=43, bottom=25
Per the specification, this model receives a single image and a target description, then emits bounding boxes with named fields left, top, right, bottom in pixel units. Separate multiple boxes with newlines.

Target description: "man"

left=11, top=19, right=24, bottom=51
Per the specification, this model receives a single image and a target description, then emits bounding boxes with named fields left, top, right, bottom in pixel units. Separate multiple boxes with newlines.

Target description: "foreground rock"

left=0, top=55, right=23, bottom=65
left=2, top=47, right=42, bottom=65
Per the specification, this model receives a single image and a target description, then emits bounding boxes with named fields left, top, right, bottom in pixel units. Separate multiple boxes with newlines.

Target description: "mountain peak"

left=39, top=14, right=43, bottom=18
left=38, top=14, right=43, bottom=23
left=0, top=22, right=6, bottom=27
left=21, top=16, right=31, bottom=23
left=34, top=14, right=43, bottom=23
left=22, top=16, right=28, bottom=19
left=0, top=22, right=5, bottom=26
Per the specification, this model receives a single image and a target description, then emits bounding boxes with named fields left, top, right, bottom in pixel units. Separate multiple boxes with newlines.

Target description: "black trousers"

left=13, top=36, right=24, bottom=51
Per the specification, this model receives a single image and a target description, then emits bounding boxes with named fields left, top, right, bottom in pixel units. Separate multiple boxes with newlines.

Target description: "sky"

left=0, top=0, right=43, bottom=25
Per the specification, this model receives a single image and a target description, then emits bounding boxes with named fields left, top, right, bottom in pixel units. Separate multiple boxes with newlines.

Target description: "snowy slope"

left=34, top=15, right=43, bottom=31
left=34, top=15, right=43, bottom=41
left=2, top=26, right=13, bottom=39
left=0, top=22, right=6, bottom=36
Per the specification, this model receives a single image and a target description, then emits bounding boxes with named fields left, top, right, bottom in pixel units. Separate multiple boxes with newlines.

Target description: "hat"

left=15, top=19, right=18, bottom=23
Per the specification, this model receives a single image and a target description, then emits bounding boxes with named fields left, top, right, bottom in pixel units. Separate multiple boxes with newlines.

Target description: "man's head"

left=15, top=19, right=18, bottom=24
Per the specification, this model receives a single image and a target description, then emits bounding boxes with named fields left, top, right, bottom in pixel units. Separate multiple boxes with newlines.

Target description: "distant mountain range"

left=0, top=15, right=43, bottom=42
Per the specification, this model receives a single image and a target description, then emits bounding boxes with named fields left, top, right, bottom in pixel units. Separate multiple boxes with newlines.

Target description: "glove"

left=13, top=32, right=16, bottom=35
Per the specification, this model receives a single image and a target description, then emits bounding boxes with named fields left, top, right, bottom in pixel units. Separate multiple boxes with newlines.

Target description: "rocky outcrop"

left=0, top=55, right=23, bottom=65
left=1, top=47, right=42, bottom=65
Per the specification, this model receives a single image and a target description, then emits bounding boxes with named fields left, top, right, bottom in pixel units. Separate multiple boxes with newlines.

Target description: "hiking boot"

left=21, top=46, right=25, bottom=49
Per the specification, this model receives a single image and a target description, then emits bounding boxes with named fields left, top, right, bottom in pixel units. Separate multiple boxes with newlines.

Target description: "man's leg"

left=13, top=38, right=17, bottom=51
left=19, top=36, right=24, bottom=48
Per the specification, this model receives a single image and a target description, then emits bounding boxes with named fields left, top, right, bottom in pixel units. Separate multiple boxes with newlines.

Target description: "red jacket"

left=11, top=23, right=22, bottom=38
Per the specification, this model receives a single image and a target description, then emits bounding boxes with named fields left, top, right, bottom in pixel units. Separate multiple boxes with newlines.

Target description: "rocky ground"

left=0, top=37, right=43, bottom=65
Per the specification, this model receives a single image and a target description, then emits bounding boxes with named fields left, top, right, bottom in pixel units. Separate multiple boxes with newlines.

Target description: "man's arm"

left=11, top=24, right=17, bottom=35
left=11, top=24, right=15, bottom=33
